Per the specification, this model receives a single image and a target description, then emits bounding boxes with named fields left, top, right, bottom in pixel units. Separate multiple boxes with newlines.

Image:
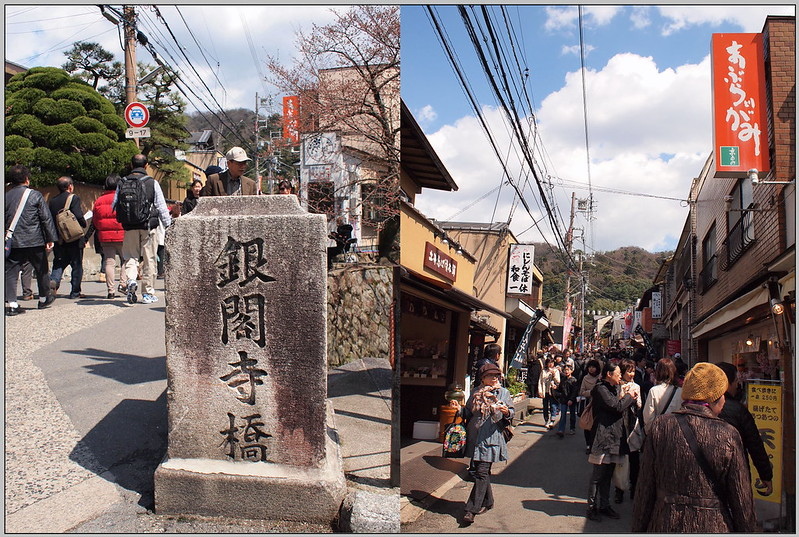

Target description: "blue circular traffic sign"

left=124, top=102, right=150, bottom=128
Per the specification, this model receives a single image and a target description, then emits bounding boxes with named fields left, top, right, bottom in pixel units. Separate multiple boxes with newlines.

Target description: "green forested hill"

left=534, top=242, right=672, bottom=312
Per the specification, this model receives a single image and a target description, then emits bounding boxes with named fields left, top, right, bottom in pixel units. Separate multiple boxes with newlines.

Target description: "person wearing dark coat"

left=631, top=362, right=757, bottom=533
left=716, top=361, right=773, bottom=496
left=554, top=364, right=579, bottom=437
left=472, top=342, right=502, bottom=389
left=182, top=178, right=205, bottom=214
left=586, top=362, right=636, bottom=522
left=4, top=165, right=58, bottom=314
left=48, top=176, right=87, bottom=299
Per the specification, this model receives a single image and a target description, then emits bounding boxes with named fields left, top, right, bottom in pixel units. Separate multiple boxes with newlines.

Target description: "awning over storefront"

left=692, top=284, right=769, bottom=339
left=401, top=267, right=513, bottom=320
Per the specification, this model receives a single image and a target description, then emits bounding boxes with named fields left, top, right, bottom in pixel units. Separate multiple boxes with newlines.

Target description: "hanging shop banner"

left=509, top=308, right=544, bottom=371
left=424, top=241, right=457, bottom=282
left=746, top=381, right=782, bottom=503
left=666, top=339, right=681, bottom=356
left=635, top=325, right=657, bottom=360
left=651, top=291, right=662, bottom=319
left=711, top=33, right=770, bottom=178
left=506, top=244, right=535, bottom=295
left=282, top=96, right=300, bottom=144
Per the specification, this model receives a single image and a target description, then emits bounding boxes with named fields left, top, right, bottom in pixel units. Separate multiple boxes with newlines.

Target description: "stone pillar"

left=154, top=195, right=346, bottom=523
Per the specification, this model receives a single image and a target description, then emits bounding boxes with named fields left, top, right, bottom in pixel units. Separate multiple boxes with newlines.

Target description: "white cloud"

left=657, top=5, right=795, bottom=35
left=544, top=6, right=623, bottom=32
left=584, top=6, right=623, bottom=26
left=414, top=51, right=715, bottom=253
left=544, top=6, right=579, bottom=32
left=630, top=6, right=652, bottom=29
left=416, top=105, right=438, bottom=125
left=562, top=44, right=595, bottom=57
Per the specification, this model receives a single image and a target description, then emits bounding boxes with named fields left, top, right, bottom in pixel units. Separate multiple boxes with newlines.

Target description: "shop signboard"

left=506, top=244, right=535, bottom=295
left=746, top=381, right=782, bottom=503
left=711, top=33, right=770, bottom=178
left=424, top=241, right=457, bottom=282
left=651, top=291, right=662, bottom=319
left=666, top=339, right=681, bottom=356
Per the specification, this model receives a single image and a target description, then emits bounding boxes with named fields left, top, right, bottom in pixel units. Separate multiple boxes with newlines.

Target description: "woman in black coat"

left=182, top=179, right=203, bottom=214
left=585, top=362, right=637, bottom=522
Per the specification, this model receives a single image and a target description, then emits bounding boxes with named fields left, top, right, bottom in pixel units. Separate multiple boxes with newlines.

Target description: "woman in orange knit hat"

left=631, top=362, right=757, bottom=532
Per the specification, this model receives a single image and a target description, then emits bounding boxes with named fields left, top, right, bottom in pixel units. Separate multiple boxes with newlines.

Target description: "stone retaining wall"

left=327, top=265, right=394, bottom=367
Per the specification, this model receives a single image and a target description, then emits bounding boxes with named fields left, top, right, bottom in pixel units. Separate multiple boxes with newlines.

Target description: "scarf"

left=471, top=385, right=500, bottom=418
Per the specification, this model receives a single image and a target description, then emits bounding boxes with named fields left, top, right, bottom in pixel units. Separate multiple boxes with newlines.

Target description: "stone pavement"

left=4, top=279, right=397, bottom=533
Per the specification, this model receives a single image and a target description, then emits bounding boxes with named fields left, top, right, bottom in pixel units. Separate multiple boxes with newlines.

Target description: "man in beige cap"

left=201, top=147, right=258, bottom=196
left=631, top=362, right=756, bottom=533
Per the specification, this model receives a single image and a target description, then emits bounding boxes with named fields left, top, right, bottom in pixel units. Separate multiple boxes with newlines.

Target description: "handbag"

left=627, top=417, right=645, bottom=452
left=5, top=188, right=32, bottom=258
left=612, top=454, right=630, bottom=490
left=578, top=400, right=594, bottom=430
left=442, top=414, right=467, bottom=458
left=500, top=416, right=515, bottom=443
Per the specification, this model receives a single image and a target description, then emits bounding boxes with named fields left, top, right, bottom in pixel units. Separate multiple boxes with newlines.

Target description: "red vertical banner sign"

left=711, top=33, right=770, bottom=178
left=282, top=96, right=300, bottom=145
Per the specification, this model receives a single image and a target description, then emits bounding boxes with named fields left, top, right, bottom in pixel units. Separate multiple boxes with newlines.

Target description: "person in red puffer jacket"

left=92, top=174, right=126, bottom=298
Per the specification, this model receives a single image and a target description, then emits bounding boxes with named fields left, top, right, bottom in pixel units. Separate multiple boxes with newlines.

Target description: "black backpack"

left=116, top=175, right=154, bottom=227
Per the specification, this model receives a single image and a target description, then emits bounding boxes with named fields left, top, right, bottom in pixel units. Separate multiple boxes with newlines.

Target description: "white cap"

left=674, top=353, right=681, bottom=358
left=225, top=146, right=251, bottom=162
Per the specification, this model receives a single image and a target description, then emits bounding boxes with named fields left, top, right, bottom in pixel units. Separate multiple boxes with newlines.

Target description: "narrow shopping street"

left=401, top=399, right=633, bottom=533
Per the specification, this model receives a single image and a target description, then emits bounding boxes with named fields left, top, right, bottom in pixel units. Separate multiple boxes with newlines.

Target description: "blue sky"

left=4, top=5, right=345, bottom=113
left=401, top=5, right=795, bottom=253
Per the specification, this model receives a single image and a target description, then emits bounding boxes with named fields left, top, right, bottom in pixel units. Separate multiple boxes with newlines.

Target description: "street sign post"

left=124, top=102, right=150, bottom=128
left=126, top=127, right=151, bottom=139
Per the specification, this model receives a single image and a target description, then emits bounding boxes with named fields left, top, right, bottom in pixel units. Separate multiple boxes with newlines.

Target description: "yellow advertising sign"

left=746, top=382, right=782, bottom=503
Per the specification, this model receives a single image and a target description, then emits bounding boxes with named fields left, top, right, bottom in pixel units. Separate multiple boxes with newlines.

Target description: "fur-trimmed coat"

left=631, top=404, right=757, bottom=533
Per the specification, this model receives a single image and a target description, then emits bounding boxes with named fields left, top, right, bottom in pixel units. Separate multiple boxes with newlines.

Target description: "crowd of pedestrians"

left=518, top=344, right=769, bottom=532
left=443, top=342, right=772, bottom=530
left=4, top=146, right=291, bottom=315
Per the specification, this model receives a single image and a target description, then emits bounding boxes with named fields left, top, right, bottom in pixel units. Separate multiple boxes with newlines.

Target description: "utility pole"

left=255, top=93, right=261, bottom=194
left=578, top=249, right=585, bottom=353
left=123, top=5, right=138, bottom=148
left=563, top=192, right=577, bottom=350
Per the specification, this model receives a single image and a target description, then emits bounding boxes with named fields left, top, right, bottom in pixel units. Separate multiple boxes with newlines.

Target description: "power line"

left=578, top=6, right=596, bottom=252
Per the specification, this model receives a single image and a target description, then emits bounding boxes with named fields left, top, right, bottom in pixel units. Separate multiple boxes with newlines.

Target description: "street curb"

left=5, top=474, right=122, bottom=533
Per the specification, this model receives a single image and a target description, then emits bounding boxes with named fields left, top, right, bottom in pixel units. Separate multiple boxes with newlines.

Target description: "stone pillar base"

left=154, top=402, right=346, bottom=524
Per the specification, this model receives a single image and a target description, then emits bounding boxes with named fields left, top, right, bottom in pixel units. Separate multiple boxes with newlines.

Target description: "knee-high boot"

left=586, top=464, right=602, bottom=520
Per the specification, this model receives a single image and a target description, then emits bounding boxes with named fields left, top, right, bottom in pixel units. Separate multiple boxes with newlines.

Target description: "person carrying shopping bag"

left=449, top=363, right=515, bottom=525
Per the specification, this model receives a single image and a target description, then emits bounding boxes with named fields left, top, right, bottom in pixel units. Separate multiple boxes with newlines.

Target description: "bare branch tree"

left=266, top=5, right=400, bottom=243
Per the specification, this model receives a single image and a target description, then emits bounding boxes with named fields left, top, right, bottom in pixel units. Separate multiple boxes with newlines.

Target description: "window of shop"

left=723, top=178, right=756, bottom=269
left=400, top=295, right=454, bottom=386
left=700, top=223, right=717, bottom=294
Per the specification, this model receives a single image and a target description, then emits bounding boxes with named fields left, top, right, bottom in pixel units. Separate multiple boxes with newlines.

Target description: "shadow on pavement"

left=62, top=347, right=166, bottom=385
left=70, top=390, right=168, bottom=510
left=327, top=364, right=391, bottom=399
left=406, top=491, right=463, bottom=520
